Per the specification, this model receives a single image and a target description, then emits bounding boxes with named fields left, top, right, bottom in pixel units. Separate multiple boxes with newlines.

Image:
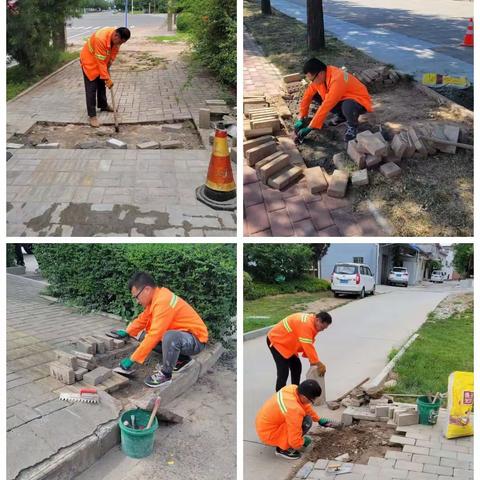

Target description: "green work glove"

left=297, top=127, right=312, bottom=141
left=120, top=357, right=133, bottom=370
left=303, top=435, right=312, bottom=448
left=115, top=329, right=128, bottom=338
left=294, top=117, right=308, bottom=132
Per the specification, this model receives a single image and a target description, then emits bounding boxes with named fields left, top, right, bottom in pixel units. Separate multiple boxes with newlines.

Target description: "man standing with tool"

left=267, top=311, right=332, bottom=392
left=294, top=58, right=373, bottom=144
left=256, top=379, right=323, bottom=459
left=80, top=26, right=131, bottom=128
left=111, top=272, right=209, bottom=388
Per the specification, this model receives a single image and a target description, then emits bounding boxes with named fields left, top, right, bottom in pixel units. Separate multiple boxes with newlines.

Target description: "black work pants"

left=83, top=71, right=108, bottom=117
left=267, top=337, right=302, bottom=392
left=313, top=94, right=366, bottom=127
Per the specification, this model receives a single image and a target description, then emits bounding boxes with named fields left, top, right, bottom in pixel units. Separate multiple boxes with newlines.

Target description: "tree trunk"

left=261, top=0, right=272, bottom=15
left=307, top=0, right=325, bottom=50
left=53, top=20, right=67, bottom=50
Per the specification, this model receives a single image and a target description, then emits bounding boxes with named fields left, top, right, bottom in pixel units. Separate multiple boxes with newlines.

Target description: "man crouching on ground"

left=114, top=272, right=208, bottom=387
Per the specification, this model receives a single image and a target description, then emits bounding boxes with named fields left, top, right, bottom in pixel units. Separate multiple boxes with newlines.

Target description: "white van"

left=331, top=263, right=375, bottom=299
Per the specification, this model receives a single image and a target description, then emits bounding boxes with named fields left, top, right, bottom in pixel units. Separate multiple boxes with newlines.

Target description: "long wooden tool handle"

left=334, top=377, right=370, bottom=403
left=419, top=135, right=473, bottom=150
left=110, top=87, right=119, bottom=129
left=146, top=397, right=161, bottom=429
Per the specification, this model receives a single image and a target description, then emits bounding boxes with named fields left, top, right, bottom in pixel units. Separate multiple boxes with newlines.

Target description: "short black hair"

left=303, top=58, right=327, bottom=75
left=316, top=311, right=332, bottom=324
left=116, top=27, right=131, bottom=41
left=128, top=272, right=156, bottom=291
left=298, top=379, right=322, bottom=401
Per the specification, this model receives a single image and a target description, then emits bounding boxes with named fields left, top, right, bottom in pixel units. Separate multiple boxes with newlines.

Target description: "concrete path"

left=243, top=281, right=472, bottom=480
left=7, top=149, right=236, bottom=236
left=270, top=0, right=473, bottom=81
left=6, top=274, right=125, bottom=480
left=76, top=363, right=236, bottom=480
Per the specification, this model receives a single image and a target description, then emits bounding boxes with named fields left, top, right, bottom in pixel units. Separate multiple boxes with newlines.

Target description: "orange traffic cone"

left=461, top=18, right=473, bottom=47
left=196, top=125, right=236, bottom=211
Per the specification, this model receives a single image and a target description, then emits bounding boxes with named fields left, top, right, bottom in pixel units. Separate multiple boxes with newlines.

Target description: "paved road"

left=243, top=280, right=472, bottom=480
left=270, top=0, right=473, bottom=80
left=67, top=11, right=166, bottom=41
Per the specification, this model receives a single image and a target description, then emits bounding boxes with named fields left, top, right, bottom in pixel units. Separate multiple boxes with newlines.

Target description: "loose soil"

left=8, top=120, right=203, bottom=149
left=292, top=296, right=351, bottom=313
left=430, top=292, right=473, bottom=320
left=114, top=51, right=168, bottom=71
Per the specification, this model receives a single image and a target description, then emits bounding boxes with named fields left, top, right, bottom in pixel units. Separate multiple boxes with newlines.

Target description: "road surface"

left=269, top=0, right=473, bottom=80
left=243, top=280, right=472, bottom=480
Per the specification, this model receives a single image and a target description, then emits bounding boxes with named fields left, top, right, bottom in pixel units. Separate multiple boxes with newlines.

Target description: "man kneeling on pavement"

left=256, top=379, right=323, bottom=460
left=113, top=272, right=208, bottom=388
left=295, top=58, right=373, bottom=144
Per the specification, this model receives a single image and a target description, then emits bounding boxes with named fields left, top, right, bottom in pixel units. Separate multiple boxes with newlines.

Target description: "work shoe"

left=100, top=104, right=114, bottom=112
left=173, top=357, right=192, bottom=372
left=89, top=116, right=100, bottom=128
left=344, top=125, right=358, bottom=143
left=144, top=370, right=172, bottom=388
left=326, top=113, right=347, bottom=127
left=275, top=447, right=301, bottom=460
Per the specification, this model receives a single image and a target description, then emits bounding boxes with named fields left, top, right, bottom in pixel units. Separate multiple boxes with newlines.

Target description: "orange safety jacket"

left=267, top=313, right=320, bottom=364
left=256, top=384, right=320, bottom=451
left=299, top=65, right=373, bottom=129
left=126, top=287, right=208, bottom=364
left=80, top=27, right=119, bottom=81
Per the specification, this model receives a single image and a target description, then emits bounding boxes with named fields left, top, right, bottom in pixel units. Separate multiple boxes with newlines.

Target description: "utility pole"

left=124, top=0, right=128, bottom=27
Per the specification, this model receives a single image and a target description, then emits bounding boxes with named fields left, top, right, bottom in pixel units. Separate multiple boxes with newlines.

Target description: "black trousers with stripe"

left=83, top=71, right=108, bottom=117
left=267, top=337, right=302, bottom=392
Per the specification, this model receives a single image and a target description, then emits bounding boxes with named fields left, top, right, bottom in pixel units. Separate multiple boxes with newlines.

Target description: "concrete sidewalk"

left=270, top=0, right=473, bottom=81
left=243, top=285, right=453, bottom=480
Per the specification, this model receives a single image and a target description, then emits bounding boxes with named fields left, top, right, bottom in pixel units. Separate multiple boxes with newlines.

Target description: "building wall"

left=319, top=244, right=378, bottom=280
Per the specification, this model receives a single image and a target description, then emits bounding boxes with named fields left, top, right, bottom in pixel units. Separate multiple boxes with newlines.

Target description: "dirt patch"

left=114, top=51, right=168, bottom=71
left=432, top=292, right=473, bottom=320
left=8, top=120, right=203, bottom=149
left=292, top=296, right=351, bottom=313
left=433, top=85, right=473, bottom=111
left=305, top=421, right=399, bottom=467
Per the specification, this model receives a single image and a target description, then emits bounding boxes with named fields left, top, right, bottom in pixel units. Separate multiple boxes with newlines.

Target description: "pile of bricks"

left=353, top=66, right=403, bottom=92
left=49, top=334, right=129, bottom=388
left=244, top=135, right=303, bottom=190
left=244, top=95, right=282, bottom=139
left=282, top=72, right=307, bottom=95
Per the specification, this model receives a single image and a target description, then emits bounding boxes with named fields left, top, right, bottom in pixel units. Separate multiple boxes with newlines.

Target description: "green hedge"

left=245, top=276, right=330, bottom=300
left=34, top=244, right=236, bottom=342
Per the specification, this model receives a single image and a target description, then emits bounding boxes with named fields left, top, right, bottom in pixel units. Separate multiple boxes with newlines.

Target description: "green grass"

left=148, top=33, right=189, bottom=43
left=244, top=0, right=380, bottom=75
left=244, top=291, right=333, bottom=332
left=386, top=305, right=473, bottom=406
left=7, top=51, right=79, bottom=101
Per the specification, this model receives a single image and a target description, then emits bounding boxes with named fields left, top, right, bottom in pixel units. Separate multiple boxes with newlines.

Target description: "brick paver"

left=7, top=274, right=125, bottom=480
left=7, top=149, right=236, bottom=236
left=295, top=409, right=473, bottom=480
left=243, top=31, right=283, bottom=95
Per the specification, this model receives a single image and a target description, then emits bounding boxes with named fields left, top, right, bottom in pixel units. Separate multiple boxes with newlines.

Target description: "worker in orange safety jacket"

left=256, top=380, right=322, bottom=459
left=267, top=311, right=332, bottom=391
left=113, top=272, right=208, bottom=388
left=294, top=57, right=373, bottom=143
left=80, top=26, right=130, bottom=128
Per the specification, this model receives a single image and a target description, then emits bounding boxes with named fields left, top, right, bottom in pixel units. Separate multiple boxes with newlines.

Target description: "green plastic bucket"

left=417, top=396, right=441, bottom=425
left=119, top=409, right=158, bottom=458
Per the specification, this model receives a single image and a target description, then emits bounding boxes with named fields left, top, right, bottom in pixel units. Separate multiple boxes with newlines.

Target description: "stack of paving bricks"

left=282, top=72, right=307, bottom=95
left=353, top=66, right=403, bottom=92
left=244, top=135, right=303, bottom=190
left=244, top=95, right=282, bottom=139
left=49, top=334, right=130, bottom=392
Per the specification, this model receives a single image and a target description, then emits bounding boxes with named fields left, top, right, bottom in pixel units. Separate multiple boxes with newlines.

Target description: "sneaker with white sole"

left=275, top=447, right=301, bottom=460
left=144, top=370, right=172, bottom=388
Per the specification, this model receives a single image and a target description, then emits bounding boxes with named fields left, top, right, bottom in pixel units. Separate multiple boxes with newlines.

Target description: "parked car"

left=331, top=263, right=375, bottom=299
left=388, top=267, right=409, bottom=286
left=430, top=270, right=444, bottom=283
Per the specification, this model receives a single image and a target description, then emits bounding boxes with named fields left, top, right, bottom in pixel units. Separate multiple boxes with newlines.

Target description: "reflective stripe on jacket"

left=267, top=313, right=320, bottom=364
left=80, top=27, right=119, bottom=81
left=299, top=65, right=373, bottom=129
left=126, top=287, right=208, bottom=364
left=255, top=384, right=320, bottom=450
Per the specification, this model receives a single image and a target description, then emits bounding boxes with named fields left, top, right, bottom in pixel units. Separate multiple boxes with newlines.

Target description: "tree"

left=309, top=244, right=329, bottom=273
left=307, top=0, right=325, bottom=49
left=453, top=244, right=473, bottom=277
left=261, top=0, right=271, bottom=15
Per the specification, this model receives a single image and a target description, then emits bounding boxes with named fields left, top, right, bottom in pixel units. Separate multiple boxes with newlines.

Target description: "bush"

left=243, top=271, right=254, bottom=299
left=176, top=12, right=196, bottom=31
left=34, top=244, right=236, bottom=342
left=245, top=277, right=330, bottom=300
left=244, top=244, right=314, bottom=282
